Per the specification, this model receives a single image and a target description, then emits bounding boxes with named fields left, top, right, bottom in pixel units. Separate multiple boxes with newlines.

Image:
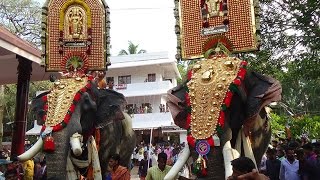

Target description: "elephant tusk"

left=18, top=138, right=43, bottom=162
left=164, top=144, right=190, bottom=180
left=223, top=141, right=240, bottom=180
left=70, top=132, right=83, bottom=156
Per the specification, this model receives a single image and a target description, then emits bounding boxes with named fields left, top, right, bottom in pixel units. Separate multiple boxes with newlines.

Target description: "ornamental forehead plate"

left=187, top=56, right=242, bottom=139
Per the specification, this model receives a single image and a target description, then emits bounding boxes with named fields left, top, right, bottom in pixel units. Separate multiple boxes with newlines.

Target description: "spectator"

left=272, top=140, right=279, bottom=148
left=134, top=104, right=138, bottom=114
left=33, top=158, right=42, bottom=180
left=265, top=148, right=281, bottom=180
left=39, top=160, right=47, bottom=180
left=106, top=78, right=114, bottom=90
left=260, top=153, right=268, bottom=173
left=107, top=154, right=130, bottom=180
left=0, top=158, right=12, bottom=180
left=279, top=147, right=300, bottom=180
left=23, top=159, right=34, bottom=180
left=301, top=143, right=320, bottom=179
left=236, top=169, right=270, bottom=180
left=5, top=169, right=19, bottom=180
left=227, top=157, right=256, bottom=179
left=164, top=145, right=173, bottom=164
left=7, top=157, right=24, bottom=180
left=171, top=148, right=180, bottom=165
left=138, top=145, right=145, bottom=163
left=139, top=152, right=152, bottom=180
left=276, top=147, right=285, bottom=161
left=146, top=152, right=172, bottom=180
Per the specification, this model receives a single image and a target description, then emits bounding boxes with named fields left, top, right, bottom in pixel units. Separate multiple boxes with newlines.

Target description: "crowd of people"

left=126, top=104, right=153, bottom=114
left=128, top=138, right=320, bottom=180
left=257, top=138, right=320, bottom=180
left=131, top=142, right=184, bottom=179
left=1, top=137, right=319, bottom=179
left=125, top=103, right=170, bottom=114
left=0, top=151, right=47, bottom=180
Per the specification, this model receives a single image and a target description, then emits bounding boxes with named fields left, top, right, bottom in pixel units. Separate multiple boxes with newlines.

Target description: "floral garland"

left=184, top=60, right=248, bottom=148
left=40, top=76, right=94, bottom=133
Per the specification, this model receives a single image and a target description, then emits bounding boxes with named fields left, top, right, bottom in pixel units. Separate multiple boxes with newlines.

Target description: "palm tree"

left=118, top=41, right=147, bottom=55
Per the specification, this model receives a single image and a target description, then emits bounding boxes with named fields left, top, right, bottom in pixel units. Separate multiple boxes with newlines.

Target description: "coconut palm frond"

left=138, top=49, right=146, bottom=54
left=118, top=49, right=129, bottom=55
left=118, top=41, right=147, bottom=56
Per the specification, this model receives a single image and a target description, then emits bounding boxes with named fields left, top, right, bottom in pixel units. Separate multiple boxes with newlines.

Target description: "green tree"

left=244, top=0, right=320, bottom=115
left=270, top=114, right=320, bottom=140
left=118, top=41, right=146, bottom=55
left=270, top=113, right=287, bottom=138
left=177, top=61, right=187, bottom=84
left=2, top=82, right=51, bottom=141
left=0, top=0, right=42, bottom=47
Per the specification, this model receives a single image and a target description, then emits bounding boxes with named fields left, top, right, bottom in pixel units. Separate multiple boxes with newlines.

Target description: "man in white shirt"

left=279, top=147, right=300, bottom=180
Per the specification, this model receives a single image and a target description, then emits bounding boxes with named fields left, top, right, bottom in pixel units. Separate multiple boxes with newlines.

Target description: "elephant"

left=18, top=76, right=136, bottom=179
left=164, top=57, right=282, bottom=180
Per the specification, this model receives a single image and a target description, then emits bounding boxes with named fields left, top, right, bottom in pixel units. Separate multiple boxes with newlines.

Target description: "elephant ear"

left=31, top=91, right=50, bottom=125
left=167, top=82, right=189, bottom=129
left=95, top=89, right=126, bottom=128
left=244, top=71, right=282, bottom=124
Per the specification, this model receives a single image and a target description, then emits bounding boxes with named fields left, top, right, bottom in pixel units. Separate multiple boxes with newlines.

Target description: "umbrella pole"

left=148, top=128, right=153, bottom=168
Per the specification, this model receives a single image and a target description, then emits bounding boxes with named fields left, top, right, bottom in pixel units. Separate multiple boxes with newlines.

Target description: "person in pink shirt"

left=164, top=145, right=173, bottom=165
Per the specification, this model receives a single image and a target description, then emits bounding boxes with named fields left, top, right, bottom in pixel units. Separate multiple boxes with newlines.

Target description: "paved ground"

left=130, top=166, right=140, bottom=180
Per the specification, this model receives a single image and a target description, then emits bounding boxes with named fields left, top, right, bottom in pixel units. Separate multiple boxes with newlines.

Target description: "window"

left=118, top=75, right=131, bottom=84
left=106, top=77, right=114, bottom=83
left=148, top=73, right=156, bottom=82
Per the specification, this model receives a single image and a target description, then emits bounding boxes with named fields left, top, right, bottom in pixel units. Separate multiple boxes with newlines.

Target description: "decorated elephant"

left=18, top=76, right=136, bottom=179
left=164, top=56, right=282, bottom=179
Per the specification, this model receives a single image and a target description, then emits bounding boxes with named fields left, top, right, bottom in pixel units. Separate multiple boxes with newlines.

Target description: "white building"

left=26, top=52, right=187, bottom=144
left=107, top=52, right=186, bottom=144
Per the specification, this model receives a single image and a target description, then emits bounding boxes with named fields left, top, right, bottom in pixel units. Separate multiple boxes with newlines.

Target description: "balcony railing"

left=114, top=81, right=173, bottom=97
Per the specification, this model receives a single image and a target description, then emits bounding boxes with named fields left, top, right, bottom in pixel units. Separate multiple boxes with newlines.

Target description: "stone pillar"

left=11, top=56, right=32, bottom=158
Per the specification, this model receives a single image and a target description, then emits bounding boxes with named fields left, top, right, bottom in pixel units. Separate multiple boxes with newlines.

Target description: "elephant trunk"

left=46, top=129, right=69, bottom=179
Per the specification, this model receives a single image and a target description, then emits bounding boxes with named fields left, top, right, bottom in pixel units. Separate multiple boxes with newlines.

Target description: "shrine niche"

left=64, top=6, right=87, bottom=40
left=174, top=0, right=261, bottom=60
left=41, top=0, right=110, bottom=72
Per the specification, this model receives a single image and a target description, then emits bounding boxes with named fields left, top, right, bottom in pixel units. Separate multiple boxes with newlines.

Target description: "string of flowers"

left=40, top=76, right=94, bottom=133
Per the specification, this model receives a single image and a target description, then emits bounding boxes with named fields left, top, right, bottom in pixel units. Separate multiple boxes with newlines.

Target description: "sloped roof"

left=26, top=120, right=42, bottom=136
left=0, top=26, right=57, bottom=84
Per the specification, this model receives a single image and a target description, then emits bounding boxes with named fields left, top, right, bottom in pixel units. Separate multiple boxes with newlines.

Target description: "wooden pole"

left=11, top=56, right=32, bottom=158
left=0, top=85, right=4, bottom=151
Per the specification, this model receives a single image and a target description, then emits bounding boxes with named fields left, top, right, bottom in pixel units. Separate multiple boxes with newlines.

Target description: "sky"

left=37, top=0, right=177, bottom=56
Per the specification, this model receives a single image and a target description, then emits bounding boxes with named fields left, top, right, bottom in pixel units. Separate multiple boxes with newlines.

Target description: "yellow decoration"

left=59, top=0, right=92, bottom=32
left=64, top=6, right=87, bottom=39
left=187, top=57, right=242, bottom=139
left=46, top=77, right=88, bottom=127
